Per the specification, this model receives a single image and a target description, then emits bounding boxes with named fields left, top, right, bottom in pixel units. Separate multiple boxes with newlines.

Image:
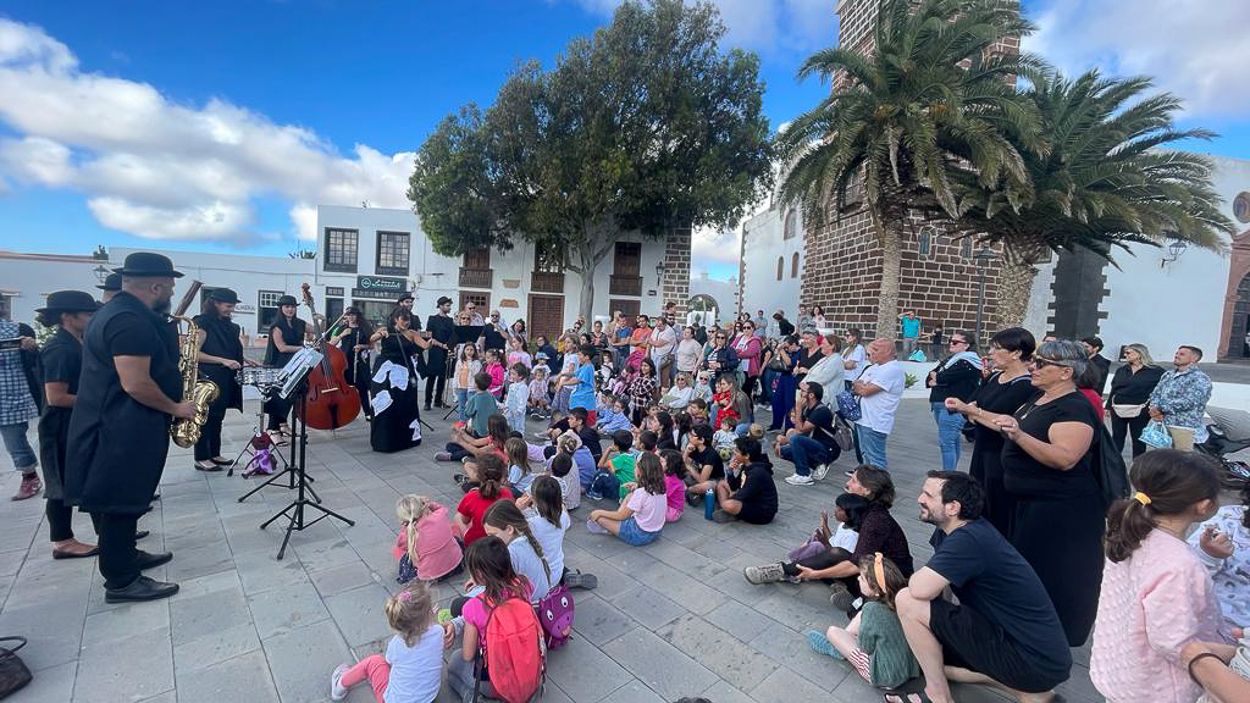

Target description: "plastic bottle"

left=704, top=488, right=715, bottom=520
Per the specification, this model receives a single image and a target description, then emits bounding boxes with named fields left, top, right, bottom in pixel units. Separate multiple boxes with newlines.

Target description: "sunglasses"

left=949, top=339, right=968, bottom=345
left=1031, top=356, right=1071, bottom=369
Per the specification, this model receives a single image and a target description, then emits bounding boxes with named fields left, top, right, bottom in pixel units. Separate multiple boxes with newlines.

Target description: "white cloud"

left=1023, top=0, right=1250, bottom=119
left=0, top=19, right=414, bottom=245
left=565, top=0, right=836, bottom=54
left=691, top=224, right=741, bottom=279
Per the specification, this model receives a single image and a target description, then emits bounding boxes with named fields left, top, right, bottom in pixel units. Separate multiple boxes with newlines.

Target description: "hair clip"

left=1133, top=491, right=1152, bottom=506
left=397, top=590, right=413, bottom=603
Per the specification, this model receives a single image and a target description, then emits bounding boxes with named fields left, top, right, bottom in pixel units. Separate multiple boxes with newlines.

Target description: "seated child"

left=713, top=415, right=738, bottom=462
left=331, top=581, right=446, bottom=702
left=804, top=554, right=919, bottom=692
left=501, top=364, right=530, bottom=433
left=586, top=452, right=667, bottom=546
left=687, top=397, right=710, bottom=426
left=596, top=395, right=633, bottom=435
left=394, top=494, right=463, bottom=584
left=744, top=492, right=870, bottom=584
left=692, top=371, right=714, bottom=403
left=711, top=386, right=740, bottom=430
left=505, top=437, right=536, bottom=496
left=660, top=449, right=685, bottom=523
left=547, top=451, right=582, bottom=512
left=588, top=430, right=636, bottom=501
left=453, top=455, right=513, bottom=547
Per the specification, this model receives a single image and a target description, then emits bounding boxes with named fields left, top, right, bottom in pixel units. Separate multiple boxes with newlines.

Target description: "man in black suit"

left=1081, top=336, right=1111, bottom=395
left=424, top=296, right=455, bottom=410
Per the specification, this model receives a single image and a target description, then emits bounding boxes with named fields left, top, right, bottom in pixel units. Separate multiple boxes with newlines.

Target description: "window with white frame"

left=258, top=290, right=285, bottom=334
left=324, top=228, right=359, bottom=272
left=376, top=231, right=410, bottom=275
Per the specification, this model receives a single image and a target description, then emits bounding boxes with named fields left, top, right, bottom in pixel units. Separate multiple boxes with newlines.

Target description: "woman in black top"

left=370, top=307, right=430, bottom=453
left=925, top=329, right=983, bottom=471
left=946, top=327, right=1037, bottom=534
left=192, top=289, right=245, bottom=471
left=331, top=307, right=373, bottom=420
left=1105, top=343, right=1165, bottom=457
left=963, top=339, right=1103, bottom=647
left=35, top=291, right=100, bottom=558
left=263, top=295, right=306, bottom=437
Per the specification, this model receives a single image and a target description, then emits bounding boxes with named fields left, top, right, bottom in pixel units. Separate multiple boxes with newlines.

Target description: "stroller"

left=1195, top=406, right=1250, bottom=489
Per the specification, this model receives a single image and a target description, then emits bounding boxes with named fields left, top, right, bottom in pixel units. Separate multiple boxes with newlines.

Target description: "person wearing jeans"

left=855, top=425, right=889, bottom=469
left=851, top=339, right=906, bottom=471
left=0, top=317, right=41, bottom=500
left=777, top=382, right=841, bottom=486
left=925, top=331, right=984, bottom=471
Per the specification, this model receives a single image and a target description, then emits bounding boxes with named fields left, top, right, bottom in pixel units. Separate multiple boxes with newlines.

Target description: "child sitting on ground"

left=587, top=452, right=667, bottom=546
left=331, top=581, right=446, bottom=702
left=453, top=455, right=513, bottom=547
left=713, top=415, right=738, bottom=461
left=596, top=394, right=633, bottom=435
left=660, top=449, right=685, bottom=523
left=804, top=553, right=919, bottom=692
left=547, top=450, right=582, bottom=512
left=527, top=364, right=551, bottom=419
left=394, top=495, right=463, bottom=585
left=588, top=430, right=636, bottom=501
left=501, top=363, right=530, bottom=433
left=687, top=398, right=710, bottom=426
left=505, top=437, right=536, bottom=496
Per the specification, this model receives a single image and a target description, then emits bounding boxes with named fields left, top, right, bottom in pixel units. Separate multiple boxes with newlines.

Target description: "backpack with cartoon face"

left=537, top=584, right=575, bottom=649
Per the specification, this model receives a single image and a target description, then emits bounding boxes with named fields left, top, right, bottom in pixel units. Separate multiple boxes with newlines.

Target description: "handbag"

left=0, top=637, right=32, bottom=699
left=1089, top=425, right=1130, bottom=508
left=1140, top=420, right=1173, bottom=449
left=832, top=415, right=855, bottom=452
left=1111, top=403, right=1146, bottom=419
left=835, top=390, right=862, bottom=422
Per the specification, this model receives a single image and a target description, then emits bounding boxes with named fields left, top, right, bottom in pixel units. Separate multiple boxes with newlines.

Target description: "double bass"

left=297, top=283, right=361, bottom=430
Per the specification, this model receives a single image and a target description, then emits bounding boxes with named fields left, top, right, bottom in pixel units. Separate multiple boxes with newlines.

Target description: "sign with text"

left=353, top=276, right=407, bottom=300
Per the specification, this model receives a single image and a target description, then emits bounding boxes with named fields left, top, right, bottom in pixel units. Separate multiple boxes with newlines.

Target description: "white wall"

left=740, top=205, right=803, bottom=320
left=0, top=253, right=101, bottom=324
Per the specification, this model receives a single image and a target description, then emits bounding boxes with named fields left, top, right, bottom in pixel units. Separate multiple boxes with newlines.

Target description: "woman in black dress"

left=962, top=338, right=1103, bottom=647
left=331, top=307, right=373, bottom=420
left=35, top=291, right=100, bottom=558
left=945, top=327, right=1037, bottom=535
left=370, top=307, right=429, bottom=453
left=192, top=288, right=245, bottom=472
left=1105, top=342, right=1165, bottom=457
left=264, top=295, right=307, bottom=440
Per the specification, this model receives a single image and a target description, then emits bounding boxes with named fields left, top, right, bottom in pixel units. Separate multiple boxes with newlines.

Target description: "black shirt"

left=803, top=404, right=839, bottom=450
left=1089, top=354, right=1111, bottom=393
left=481, top=323, right=507, bottom=351
left=194, top=313, right=244, bottom=409
left=928, top=519, right=1071, bottom=678
left=39, top=328, right=82, bottom=398
left=796, top=348, right=824, bottom=381
left=426, top=314, right=455, bottom=346
left=852, top=503, right=914, bottom=577
left=1106, top=364, right=1165, bottom=407
left=776, top=317, right=795, bottom=337
left=1002, top=391, right=1099, bottom=499
left=265, top=317, right=306, bottom=367
left=576, top=425, right=602, bottom=460
left=690, top=445, right=724, bottom=481
left=969, top=372, right=1035, bottom=456
left=732, top=460, right=777, bottom=524
left=927, top=356, right=982, bottom=404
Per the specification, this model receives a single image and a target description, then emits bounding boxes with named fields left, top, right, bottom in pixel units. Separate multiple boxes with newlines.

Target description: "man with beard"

left=65, top=253, right=196, bottom=603
left=423, top=296, right=455, bottom=410
left=191, top=288, right=245, bottom=472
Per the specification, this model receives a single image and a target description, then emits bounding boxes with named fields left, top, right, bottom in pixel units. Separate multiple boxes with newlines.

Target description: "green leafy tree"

left=409, top=0, right=772, bottom=319
left=957, top=69, right=1235, bottom=324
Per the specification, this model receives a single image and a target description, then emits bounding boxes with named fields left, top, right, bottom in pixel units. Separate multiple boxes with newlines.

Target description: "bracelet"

left=1187, top=652, right=1223, bottom=684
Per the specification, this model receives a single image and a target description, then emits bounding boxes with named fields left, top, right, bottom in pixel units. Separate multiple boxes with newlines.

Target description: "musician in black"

left=264, top=294, right=306, bottom=440
left=192, top=288, right=245, bottom=471
left=96, top=272, right=122, bottom=303
left=331, top=306, right=373, bottom=420
left=423, top=296, right=455, bottom=410
left=371, top=307, right=430, bottom=453
left=35, top=291, right=100, bottom=559
left=65, top=252, right=194, bottom=603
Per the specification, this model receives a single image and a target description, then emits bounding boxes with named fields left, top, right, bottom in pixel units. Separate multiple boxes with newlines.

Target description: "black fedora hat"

left=397, top=291, right=415, bottom=303
left=437, top=295, right=453, bottom=306
left=113, top=252, right=184, bottom=278
left=95, top=272, right=122, bottom=292
left=37, top=290, right=102, bottom=315
left=276, top=294, right=298, bottom=307
left=208, top=288, right=241, bottom=304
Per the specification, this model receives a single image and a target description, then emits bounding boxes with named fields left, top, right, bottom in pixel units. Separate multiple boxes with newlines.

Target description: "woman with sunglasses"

left=924, top=330, right=983, bottom=471
left=946, top=338, right=1103, bottom=649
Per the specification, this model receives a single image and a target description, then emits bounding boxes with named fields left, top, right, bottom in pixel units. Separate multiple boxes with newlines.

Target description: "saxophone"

left=170, top=281, right=220, bottom=448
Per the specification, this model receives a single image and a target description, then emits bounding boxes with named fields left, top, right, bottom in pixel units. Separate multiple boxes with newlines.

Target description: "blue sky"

left=1, top=0, right=1248, bottom=281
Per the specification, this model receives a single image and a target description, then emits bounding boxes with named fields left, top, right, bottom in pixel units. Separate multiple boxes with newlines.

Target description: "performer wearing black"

left=65, top=252, right=194, bottom=603
left=35, top=291, right=101, bottom=559
left=331, top=306, right=374, bottom=420
left=192, top=288, right=245, bottom=471
left=370, top=307, right=429, bottom=453
left=424, top=296, right=455, bottom=410
left=480, top=309, right=508, bottom=352
left=264, top=294, right=306, bottom=441
left=96, top=272, right=122, bottom=303
left=397, top=291, right=421, bottom=330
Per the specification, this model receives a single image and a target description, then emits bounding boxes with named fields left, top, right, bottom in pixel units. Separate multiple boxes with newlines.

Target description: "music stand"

left=236, top=349, right=323, bottom=502
left=256, top=355, right=355, bottom=560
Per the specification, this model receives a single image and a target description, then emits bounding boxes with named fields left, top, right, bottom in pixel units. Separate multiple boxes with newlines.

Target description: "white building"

left=739, top=203, right=804, bottom=321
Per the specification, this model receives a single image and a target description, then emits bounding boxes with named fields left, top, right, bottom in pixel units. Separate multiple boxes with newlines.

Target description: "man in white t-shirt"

left=649, top=316, right=677, bottom=390
left=851, top=338, right=905, bottom=469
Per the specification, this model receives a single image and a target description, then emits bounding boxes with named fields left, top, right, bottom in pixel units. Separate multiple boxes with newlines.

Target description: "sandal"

left=194, top=461, right=223, bottom=472
left=210, top=457, right=234, bottom=466
left=881, top=678, right=932, bottom=703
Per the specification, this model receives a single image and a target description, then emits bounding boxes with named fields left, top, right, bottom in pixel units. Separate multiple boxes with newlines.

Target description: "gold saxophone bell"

left=170, top=314, right=220, bottom=448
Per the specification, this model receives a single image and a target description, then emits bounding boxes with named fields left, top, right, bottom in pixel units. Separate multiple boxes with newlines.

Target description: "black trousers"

left=742, top=375, right=758, bottom=400
left=425, top=372, right=447, bottom=407
left=193, top=394, right=230, bottom=461
left=46, top=499, right=100, bottom=542
left=354, top=370, right=371, bottom=418
left=782, top=547, right=858, bottom=591
left=264, top=396, right=292, bottom=431
left=97, top=512, right=143, bottom=590
left=1110, top=411, right=1150, bottom=458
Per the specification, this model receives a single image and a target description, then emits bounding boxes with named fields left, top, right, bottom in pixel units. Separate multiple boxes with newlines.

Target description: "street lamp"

left=1160, top=238, right=1188, bottom=267
left=973, top=244, right=997, bottom=347
left=92, top=264, right=111, bottom=283
left=655, top=260, right=667, bottom=286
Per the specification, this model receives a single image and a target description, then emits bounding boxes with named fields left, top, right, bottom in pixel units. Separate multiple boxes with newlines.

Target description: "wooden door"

left=613, top=242, right=641, bottom=276
left=609, top=299, right=641, bottom=318
left=528, top=294, right=564, bottom=343
left=464, top=247, right=491, bottom=270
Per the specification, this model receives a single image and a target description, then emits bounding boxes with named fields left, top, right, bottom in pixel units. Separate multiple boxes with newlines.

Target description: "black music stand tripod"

left=259, top=382, right=354, bottom=559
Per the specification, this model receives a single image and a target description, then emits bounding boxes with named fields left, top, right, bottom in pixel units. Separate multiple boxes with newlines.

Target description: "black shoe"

left=151, top=493, right=161, bottom=501
left=194, top=462, right=223, bottom=472
left=105, top=575, right=179, bottom=603
left=423, top=403, right=432, bottom=411
left=135, top=550, right=173, bottom=571
left=135, top=530, right=150, bottom=540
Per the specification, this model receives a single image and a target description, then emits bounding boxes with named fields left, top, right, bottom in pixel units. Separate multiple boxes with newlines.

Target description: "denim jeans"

left=931, top=401, right=966, bottom=471
left=0, top=422, right=37, bottom=471
left=454, top=388, right=470, bottom=422
left=781, top=434, right=833, bottom=476
left=855, top=424, right=889, bottom=470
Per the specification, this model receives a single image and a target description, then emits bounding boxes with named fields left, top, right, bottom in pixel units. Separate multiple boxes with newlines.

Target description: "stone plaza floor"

left=0, top=399, right=1105, bottom=703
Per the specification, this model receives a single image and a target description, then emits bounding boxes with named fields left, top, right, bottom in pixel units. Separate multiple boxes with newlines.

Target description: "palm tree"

left=777, top=0, right=1040, bottom=338
left=958, top=68, right=1234, bottom=325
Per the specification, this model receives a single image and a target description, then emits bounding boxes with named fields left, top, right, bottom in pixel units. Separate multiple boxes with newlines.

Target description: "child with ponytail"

left=482, top=500, right=553, bottom=604
left=331, top=581, right=445, bottom=702
left=1091, top=449, right=1224, bottom=703
left=393, top=495, right=462, bottom=584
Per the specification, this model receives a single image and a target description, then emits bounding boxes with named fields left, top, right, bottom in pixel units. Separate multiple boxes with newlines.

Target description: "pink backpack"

left=537, top=584, right=575, bottom=649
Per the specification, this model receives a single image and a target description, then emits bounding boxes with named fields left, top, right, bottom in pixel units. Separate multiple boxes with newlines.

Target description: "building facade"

left=739, top=204, right=804, bottom=321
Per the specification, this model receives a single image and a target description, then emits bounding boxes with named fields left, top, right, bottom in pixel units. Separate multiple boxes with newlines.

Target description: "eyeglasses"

left=1031, top=356, right=1071, bottom=369
left=949, top=339, right=968, bottom=346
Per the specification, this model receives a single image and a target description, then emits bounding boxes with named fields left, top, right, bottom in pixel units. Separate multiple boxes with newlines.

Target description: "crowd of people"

left=2, top=266, right=1248, bottom=703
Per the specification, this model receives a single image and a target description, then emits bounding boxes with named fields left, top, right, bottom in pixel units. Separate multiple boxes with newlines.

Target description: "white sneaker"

left=330, top=663, right=350, bottom=701
left=785, top=474, right=814, bottom=486
left=812, top=463, right=830, bottom=481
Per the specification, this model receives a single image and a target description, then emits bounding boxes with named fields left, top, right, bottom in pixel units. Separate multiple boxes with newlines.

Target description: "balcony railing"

left=459, top=267, right=493, bottom=289
left=531, top=271, right=565, bottom=294
left=609, top=274, right=643, bottom=296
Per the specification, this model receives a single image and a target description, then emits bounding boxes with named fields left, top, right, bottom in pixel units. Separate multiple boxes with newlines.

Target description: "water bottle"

left=704, top=488, right=715, bottom=520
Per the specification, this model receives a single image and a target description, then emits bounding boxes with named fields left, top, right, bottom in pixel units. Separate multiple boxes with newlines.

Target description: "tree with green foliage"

left=957, top=69, right=1235, bottom=325
left=777, top=0, right=1039, bottom=338
left=409, top=0, right=772, bottom=319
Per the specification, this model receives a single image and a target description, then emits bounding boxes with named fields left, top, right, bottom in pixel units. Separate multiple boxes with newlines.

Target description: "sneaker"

left=743, top=562, right=785, bottom=584
left=563, top=570, right=599, bottom=590
left=843, top=469, right=857, bottom=477
left=805, top=629, right=845, bottom=660
left=812, top=463, right=830, bottom=481
left=585, top=490, right=603, bottom=501
left=330, top=663, right=350, bottom=701
left=785, top=473, right=814, bottom=486
left=434, top=452, right=453, bottom=462
left=829, top=582, right=856, bottom=613
left=684, top=492, right=700, bottom=508
left=585, top=518, right=609, bottom=535
left=12, top=472, right=40, bottom=501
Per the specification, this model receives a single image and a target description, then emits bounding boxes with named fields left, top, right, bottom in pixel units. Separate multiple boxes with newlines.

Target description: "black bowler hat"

left=112, top=252, right=183, bottom=278
left=276, top=295, right=298, bottom=307
left=437, top=296, right=453, bottom=306
left=397, top=291, right=415, bottom=303
left=37, top=290, right=101, bottom=316
left=96, top=272, right=122, bottom=292
left=208, top=288, right=240, bottom=304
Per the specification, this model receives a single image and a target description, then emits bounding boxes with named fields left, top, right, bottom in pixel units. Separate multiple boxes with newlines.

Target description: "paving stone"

left=748, top=666, right=831, bottom=703
left=607, top=584, right=687, bottom=630
left=705, top=599, right=780, bottom=644
left=571, top=594, right=636, bottom=647
left=176, top=649, right=280, bottom=703
left=747, top=621, right=851, bottom=692
left=0, top=599, right=85, bottom=672
left=309, top=559, right=379, bottom=598
left=247, top=580, right=331, bottom=640
left=173, top=622, right=262, bottom=674
left=658, top=614, right=777, bottom=692
left=323, top=582, right=394, bottom=647
left=598, top=680, right=666, bottom=703
left=10, top=660, right=76, bottom=703
left=164, top=540, right=236, bottom=582
left=262, top=619, right=353, bottom=703
left=700, top=680, right=757, bottom=703
left=545, top=633, right=634, bottom=703
left=170, top=583, right=251, bottom=646
left=82, top=599, right=170, bottom=647
left=74, top=626, right=174, bottom=702
left=602, top=627, right=718, bottom=701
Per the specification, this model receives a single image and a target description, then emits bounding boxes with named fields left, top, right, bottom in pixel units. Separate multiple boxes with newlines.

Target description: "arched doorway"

left=687, top=294, right=719, bottom=327
left=1219, top=226, right=1250, bottom=360
left=1228, top=272, right=1250, bottom=359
